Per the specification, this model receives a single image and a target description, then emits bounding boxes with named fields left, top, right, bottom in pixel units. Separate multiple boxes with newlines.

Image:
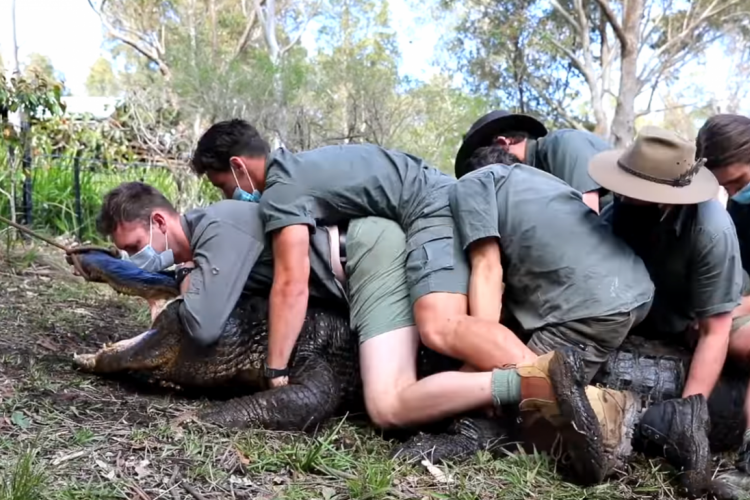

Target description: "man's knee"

left=365, top=396, right=405, bottom=429
left=527, top=323, right=619, bottom=383
left=413, top=292, right=468, bottom=352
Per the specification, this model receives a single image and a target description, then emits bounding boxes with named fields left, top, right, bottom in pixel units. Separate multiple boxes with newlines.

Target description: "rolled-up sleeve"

left=259, top=183, right=317, bottom=234
left=449, top=169, right=500, bottom=251
left=691, top=225, right=743, bottom=319
left=179, top=220, right=265, bottom=346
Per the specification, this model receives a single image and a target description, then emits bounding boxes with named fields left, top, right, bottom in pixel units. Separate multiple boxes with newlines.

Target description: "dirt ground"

left=0, top=243, right=709, bottom=500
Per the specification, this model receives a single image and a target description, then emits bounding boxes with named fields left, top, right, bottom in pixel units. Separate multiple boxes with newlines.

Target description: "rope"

left=0, top=214, right=121, bottom=280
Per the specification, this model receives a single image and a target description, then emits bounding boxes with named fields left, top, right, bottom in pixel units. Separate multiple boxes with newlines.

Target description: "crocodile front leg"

left=197, top=357, right=342, bottom=431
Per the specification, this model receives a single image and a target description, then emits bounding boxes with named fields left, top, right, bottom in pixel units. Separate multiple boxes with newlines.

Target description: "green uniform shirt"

left=260, top=144, right=455, bottom=231
left=601, top=198, right=743, bottom=334
left=259, top=144, right=471, bottom=302
left=526, top=129, right=611, bottom=195
left=449, top=163, right=654, bottom=331
left=178, top=200, right=346, bottom=346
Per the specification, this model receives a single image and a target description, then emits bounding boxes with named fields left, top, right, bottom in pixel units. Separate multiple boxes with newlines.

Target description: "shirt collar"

left=671, top=205, right=695, bottom=237
left=525, top=138, right=539, bottom=167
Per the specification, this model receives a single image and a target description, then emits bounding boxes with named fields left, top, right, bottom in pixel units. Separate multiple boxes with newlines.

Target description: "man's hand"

left=268, top=376, right=289, bottom=388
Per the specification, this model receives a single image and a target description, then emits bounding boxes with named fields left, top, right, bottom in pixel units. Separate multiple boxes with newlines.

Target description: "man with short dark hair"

left=455, top=110, right=612, bottom=213
left=592, top=125, right=744, bottom=493
left=190, top=119, right=622, bottom=485
left=696, top=113, right=750, bottom=473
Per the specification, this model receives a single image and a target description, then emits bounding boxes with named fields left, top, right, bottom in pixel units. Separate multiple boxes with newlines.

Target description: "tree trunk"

left=610, top=0, right=644, bottom=147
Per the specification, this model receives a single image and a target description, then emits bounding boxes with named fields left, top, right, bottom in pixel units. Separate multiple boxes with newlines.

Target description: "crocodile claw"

left=72, top=353, right=96, bottom=371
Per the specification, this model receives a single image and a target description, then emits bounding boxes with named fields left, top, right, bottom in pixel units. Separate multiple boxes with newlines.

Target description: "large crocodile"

left=70, top=249, right=463, bottom=431
left=69, top=249, right=750, bottom=497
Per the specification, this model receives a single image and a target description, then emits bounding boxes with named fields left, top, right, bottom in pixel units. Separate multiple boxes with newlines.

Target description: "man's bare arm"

left=267, top=225, right=311, bottom=385
left=467, top=237, right=503, bottom=322
left=683, top=312, right=732, bottom=398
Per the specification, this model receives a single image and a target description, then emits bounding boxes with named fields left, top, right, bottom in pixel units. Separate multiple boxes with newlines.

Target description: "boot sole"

left=548, top=348, right=607, bottom=485
left=677, top=395, right=711, bottom=496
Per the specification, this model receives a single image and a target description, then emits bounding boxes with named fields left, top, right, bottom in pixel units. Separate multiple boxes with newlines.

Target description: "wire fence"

left=0, top=146, right=221, bottom=244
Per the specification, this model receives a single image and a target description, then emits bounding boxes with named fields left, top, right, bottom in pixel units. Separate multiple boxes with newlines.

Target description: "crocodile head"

left=74, top=249, right=180, bottom=301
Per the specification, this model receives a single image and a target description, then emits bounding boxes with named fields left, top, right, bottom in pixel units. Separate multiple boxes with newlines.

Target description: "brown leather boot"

left=585, top=386, right=642, bottom=475
left=515, top=348, right=607, bottom=486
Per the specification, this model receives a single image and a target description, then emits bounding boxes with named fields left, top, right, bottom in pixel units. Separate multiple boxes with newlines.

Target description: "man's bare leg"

left=360, top=326, right=495, bottom=428
left=414, top=292, right=537, bottom=370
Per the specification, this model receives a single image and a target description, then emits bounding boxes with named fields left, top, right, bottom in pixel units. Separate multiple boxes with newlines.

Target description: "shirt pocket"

left=405, top=225, right=455, bottom=286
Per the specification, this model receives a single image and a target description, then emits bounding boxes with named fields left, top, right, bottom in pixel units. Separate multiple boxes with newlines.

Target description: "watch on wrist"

left=263, top=362, right=289, bottom=379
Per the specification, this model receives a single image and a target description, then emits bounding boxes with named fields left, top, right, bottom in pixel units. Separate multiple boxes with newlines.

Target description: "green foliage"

left=0, top=144, right=221, bottom=243
left=85, top=57, right=120, bottom=97
left=0, top=72, right=66, bottom=126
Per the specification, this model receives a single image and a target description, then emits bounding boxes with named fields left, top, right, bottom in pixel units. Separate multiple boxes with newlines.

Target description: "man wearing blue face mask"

left=696, top=113, right=750, bottom=474
left=230, top=159, right=262, bottom=203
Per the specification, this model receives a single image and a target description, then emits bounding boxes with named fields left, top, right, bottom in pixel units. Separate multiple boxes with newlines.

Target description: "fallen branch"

left=183, top=482, right=208, bottom=500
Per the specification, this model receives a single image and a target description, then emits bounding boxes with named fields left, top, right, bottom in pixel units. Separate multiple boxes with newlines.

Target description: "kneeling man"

left=452, top=143, right=710, bottom=493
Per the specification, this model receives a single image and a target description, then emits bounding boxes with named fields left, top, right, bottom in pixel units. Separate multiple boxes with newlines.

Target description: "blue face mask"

left=231, top=165, right=261, bottom=203
left=732, top=182, right=750, bottom=205
left=127, top=219, right=175, bottom=273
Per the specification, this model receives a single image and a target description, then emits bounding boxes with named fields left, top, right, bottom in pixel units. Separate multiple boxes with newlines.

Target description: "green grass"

left=0, top=445, right=48, bottom=500
left=0, top=244, right=730, bottom=499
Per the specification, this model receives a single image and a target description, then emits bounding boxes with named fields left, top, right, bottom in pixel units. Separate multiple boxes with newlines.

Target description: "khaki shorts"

left=346, top=217, right=415, bottom=344
left=732, top=270, right=750, bottom=334
left=526, top=299, right=653, bottom=383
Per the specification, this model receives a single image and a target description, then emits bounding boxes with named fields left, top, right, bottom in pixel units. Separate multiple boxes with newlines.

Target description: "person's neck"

left=167, top=213, right=192, bottom=263
left=246, top=157, right=267, bottom=192
left=509, top=142, right=527, bottom=163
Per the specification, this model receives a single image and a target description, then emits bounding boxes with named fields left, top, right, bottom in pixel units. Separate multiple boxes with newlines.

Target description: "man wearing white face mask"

left=127, top=217, right=177, bottom=272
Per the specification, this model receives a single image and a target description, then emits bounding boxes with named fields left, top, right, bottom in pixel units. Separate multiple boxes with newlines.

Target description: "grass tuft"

left=0, top=445, right=48, bottom=500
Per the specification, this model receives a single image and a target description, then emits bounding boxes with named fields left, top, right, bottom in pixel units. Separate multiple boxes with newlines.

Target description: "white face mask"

left=127, top=218, right=175, bottom=273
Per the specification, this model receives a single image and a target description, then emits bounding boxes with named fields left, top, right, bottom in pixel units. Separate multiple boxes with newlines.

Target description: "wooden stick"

left=0, top=214, right=70, bottom=252
left=182, top=482, right=208, bottom=500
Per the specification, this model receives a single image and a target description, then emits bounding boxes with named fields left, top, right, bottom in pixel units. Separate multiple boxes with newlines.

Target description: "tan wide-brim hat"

left=589, top=126, right=719, bottom=204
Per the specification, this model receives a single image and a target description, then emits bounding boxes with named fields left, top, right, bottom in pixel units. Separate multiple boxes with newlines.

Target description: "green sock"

left=491, top=369, right=522, bottom=406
